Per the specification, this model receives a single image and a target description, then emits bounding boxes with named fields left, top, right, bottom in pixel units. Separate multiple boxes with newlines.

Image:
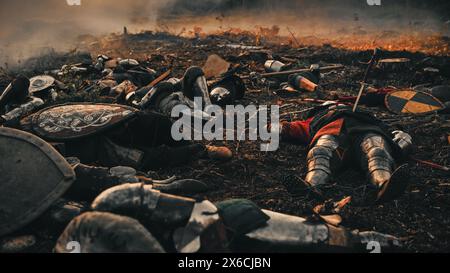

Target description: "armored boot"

left=305, top=135, right=342, bottom=188
left=360, top=133, right=395, bottom=186
left=182, top=66, right=212, bottom=108
left=55, top=211, right=165, bottom=253
left=359, top=133, right=408, bottom=203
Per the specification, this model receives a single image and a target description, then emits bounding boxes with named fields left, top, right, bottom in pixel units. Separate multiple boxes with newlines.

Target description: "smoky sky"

left=0, top=0, right=448, bottom=62
left=0, top=0, right=168, bottom=41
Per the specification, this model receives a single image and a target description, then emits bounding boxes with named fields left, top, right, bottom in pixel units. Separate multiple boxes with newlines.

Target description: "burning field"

left=0, top=0, right=449, bottom=254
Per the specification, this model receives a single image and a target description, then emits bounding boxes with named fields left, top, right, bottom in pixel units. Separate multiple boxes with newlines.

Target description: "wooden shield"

left=0, top=127, right=75, bottom=236
left=385, top=90, right=445, bottom=115
left=31, top=103, right=138, bottom=141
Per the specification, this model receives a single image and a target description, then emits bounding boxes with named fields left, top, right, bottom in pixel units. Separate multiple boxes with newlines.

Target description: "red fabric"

left=282, top=117, right=345, bottom=146
left=281, top=117, right=312, bottom=144
left=310, top=118, right=344, bottom=145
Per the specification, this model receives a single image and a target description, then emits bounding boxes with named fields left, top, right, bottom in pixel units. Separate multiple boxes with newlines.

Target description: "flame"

left=80, top=23, right=449, bottom=57
left=182, top=25, right=449, bottom=55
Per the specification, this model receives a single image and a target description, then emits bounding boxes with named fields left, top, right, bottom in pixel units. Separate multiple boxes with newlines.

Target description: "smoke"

left=0, top=0, right=175, bottom=64
left=0, top=0, right=448, bottom=64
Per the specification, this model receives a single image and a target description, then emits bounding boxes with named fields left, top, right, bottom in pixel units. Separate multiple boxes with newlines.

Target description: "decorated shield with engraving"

left=0, top=127, right=75, bottom=236
left=385, top=90, right=445, bottom=115
left=31, top=103, right=138, bottom=141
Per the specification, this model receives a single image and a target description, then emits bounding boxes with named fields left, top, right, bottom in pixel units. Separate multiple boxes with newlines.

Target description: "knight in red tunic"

left=278, top=102, right=413, bottom=203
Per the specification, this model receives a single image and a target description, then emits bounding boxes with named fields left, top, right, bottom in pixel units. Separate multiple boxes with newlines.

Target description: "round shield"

left=29, top=75, right=55, bottom=94
left=385, top=90, right=445, bottom=115
left=31, top=103, right=138, bottom=141
left=0, top=127, right=75, bottom=236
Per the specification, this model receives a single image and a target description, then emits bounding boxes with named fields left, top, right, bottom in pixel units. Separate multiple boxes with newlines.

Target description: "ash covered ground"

left=1, top=30, right=449, bottom=252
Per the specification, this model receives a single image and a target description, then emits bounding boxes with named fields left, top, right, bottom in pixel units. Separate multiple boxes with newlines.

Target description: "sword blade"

left=353, top=83, right=366, bottom=112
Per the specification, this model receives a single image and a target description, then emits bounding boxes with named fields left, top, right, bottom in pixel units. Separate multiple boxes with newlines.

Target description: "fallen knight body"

left=278, top=102, right=413, bottom=203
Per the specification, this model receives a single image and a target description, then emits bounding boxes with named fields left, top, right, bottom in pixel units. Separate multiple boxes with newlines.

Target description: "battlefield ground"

left=1, top=29, right=449, bottom=253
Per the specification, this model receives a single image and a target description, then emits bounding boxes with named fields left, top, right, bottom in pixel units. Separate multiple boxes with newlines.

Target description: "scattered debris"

left=223, top=44, right=264, bottom=50
left=377, top=58, right=411, bottom=72
left=423, top=67, right=440, bottom=73
left=203, top=54, right=230, bottom=79
left=0, top=235, right=36, bottom=253
left=0, top=28, right=449, bottom=253
left=29, top=75, right=55, bottom=94
left=264, top=60, right=288, bottom=73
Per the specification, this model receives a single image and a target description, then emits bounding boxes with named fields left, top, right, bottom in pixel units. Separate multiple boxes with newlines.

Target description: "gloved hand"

left=392, top=130, right=413, bottom=152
